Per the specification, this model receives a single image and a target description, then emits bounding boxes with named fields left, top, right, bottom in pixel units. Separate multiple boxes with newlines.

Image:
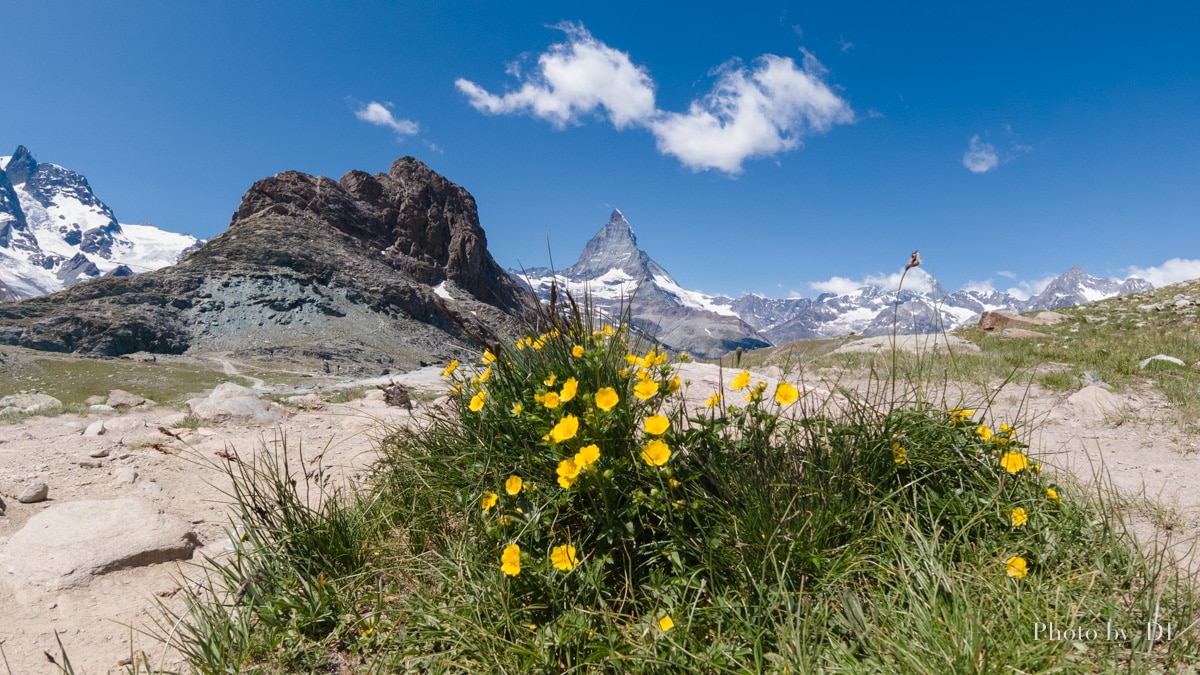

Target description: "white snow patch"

left=434, top=281, right=454, bottom=300
left=651, top=275, right=739, bottom=317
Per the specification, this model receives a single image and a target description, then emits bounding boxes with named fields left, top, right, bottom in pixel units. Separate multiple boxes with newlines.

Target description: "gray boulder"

left=0, top=498, right=198, bottom=590
left=190, top=382, right=287, bottom=423
left=0, top=393, right=63, bottom=416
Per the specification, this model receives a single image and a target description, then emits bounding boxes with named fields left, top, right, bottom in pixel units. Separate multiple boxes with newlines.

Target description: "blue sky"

left=3, top=1, right=1198, bottom=299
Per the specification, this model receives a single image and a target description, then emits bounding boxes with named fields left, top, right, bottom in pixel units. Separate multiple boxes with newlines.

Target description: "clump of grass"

left=156, top=290, right=1200, bottom=672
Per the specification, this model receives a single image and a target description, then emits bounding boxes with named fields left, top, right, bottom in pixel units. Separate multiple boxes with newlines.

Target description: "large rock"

left=977, top=311, right=1046, bottom=332
left=0, top=392, right=63, bottom=416
left=1066, top=385, right=1123, bottom=421
left=0, top=498, right=198, bottom=590
left=106, top=389, right=147, bottom=408
left=189, top=382, right=287, bottom=423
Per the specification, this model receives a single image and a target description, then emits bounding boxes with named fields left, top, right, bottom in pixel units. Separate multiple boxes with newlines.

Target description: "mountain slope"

left=517, top=210, right=769, bottom=358
left=0, top=146, right=201, bottom=300
left=0, top=157, right=529, bottom=372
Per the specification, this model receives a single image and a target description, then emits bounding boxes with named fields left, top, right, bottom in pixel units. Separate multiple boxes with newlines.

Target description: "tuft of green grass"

left=148, top=288, right=1200, bottom=673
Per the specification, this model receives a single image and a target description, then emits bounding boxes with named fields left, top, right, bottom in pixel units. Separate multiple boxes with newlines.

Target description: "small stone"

left=140, top=481, right=163, bottom=494
left=0, top=495, right=6, bottom=516
left=1138, top=354, right=1186, bottom=369
left=78, top=460, right=103, bottom=469
left=113, top=469, right=139, bottom=486
left=88, top=447, right=111, bottom=458
left=84, top=395, right=106, bottom=406
left=83, top=420, right=106, bottom=437
left=89, top=405, right=115, bottom=412
left=18, top=482, right=49, bottom=503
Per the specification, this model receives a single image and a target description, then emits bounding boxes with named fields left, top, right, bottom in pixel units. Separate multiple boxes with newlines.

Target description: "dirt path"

left=0, top=362, right=1197, bottom=673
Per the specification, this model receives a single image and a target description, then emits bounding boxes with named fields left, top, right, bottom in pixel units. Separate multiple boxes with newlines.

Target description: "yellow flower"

left=505, top=475, right=523, bottom=496
left=481, top=492, right=498, bottom=511
left=532, top=339, right=544, bottom=350
left=668, top=478, right=680, bottom=489
left=574, top=444, right=601, bottom=467
left=666, top=376, right=681, bottom=395
left=634, top=379, right=660, bottom=400
left=595, top=387, right=619, bottom=411
left=560, top=377, right=578, bottom=403
left=440, top=359, right=459, bottom=377
left=1005, top=556, right=1027, bottom=579
left=892, top=443, right=908, bottom=465
left=543, top=392, right=561, bottom=409
left=499, top=515, right=512, bottom=526
left=641, top=439, right=671, bottom=466
left=730, top=370, right=751, bottom=391
left=654, top=351, right=667, bottom=366
left=658, top=616, right=675, bottom=631
left=482, top=350, right=496, bottom=364
left=475, top=366, right=492, bottom=383
left=1000, top=423, right=1015, bottom=436
left=451, top=384, right=461, bottom=394
left=550, top=544, right=579, bottom=571
left=603, top=325, right=613, bottom=336
left=636, top=368, right=651, bottom=380
left=949, top=407, right=975, bottom=423
left=643, top=414, right=670, bottom=435
left=704, top=392, right=722, bottom=408
left=1000, top=451, right=1029, bottom=474
left=556, top=458, right=581, bottom=488
left=1047, top=487, right=1060, bottom=502
left=548, top=414, right=580, bottom=443
left=511, top=403, right=523, bottom=415
left=774, top=382, right=800, bottom=405
left=976, top=425, right=993, bottom=442
left=516, top=339, right=526, bottom=351
left=544, top=373, right=557, bottom=387
left=469, top=390, right=487, bottom=412
left=501, top=544, right=521, bottom=576
left=1009, top=507, right=1028, bottom=527
left=625, top=353, right=638, bottom=365
left=572, top=345, right=585, bottom=358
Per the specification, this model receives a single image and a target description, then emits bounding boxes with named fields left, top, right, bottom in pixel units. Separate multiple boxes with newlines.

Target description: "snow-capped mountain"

left=0, top=145, right=202, bottom=300
left=515, top=210, right=769, bottom=358
left=513, top=208, right=1155, bottom=353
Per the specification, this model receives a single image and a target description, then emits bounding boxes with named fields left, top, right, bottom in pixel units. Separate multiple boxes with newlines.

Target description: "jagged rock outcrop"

left=0, top=157, right=529, bottom=371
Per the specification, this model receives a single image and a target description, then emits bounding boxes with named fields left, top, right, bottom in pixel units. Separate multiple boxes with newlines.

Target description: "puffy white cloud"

left=810, top=268, right=936, bottom=296
left=648, top=53, right=854, bottom=174
left=455, top=23, right=656, bottom=130
left=1123, top=258, right=1200, bottom=288
left=962, top=279, right=997, bottom=293
left=962, top=135, right=999, bottom=173
left=996, top=270, right=1016, bottom=279
left=1004, top=274, right=1057, bottom=301
left=809, top=275, right=862, bottom=295
left=354, top=102, right=419, bottom=137
left=457, top=23, right=853, bottom=174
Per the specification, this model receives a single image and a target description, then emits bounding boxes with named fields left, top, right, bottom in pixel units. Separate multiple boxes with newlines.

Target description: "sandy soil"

left=0, top=361, right=1197, bottom=673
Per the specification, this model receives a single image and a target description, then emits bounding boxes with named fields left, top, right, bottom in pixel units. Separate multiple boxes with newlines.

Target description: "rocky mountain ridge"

left=0, top=146, right=201, bottom=300
left=0, top=157, right=528, bottom=371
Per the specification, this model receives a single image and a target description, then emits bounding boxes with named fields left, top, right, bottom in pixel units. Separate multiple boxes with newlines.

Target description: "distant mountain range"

left=0, top=145, right=200, bottom=300
left=514, top=210, right=1153, bottom=356
left=0, top=148, right=1161, bottom=361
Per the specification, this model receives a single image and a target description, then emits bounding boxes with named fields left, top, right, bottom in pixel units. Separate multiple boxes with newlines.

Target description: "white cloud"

left=810, top=268, right=936, bottom=296
left=962, top=279, right=996, bottom=293
left=810, top=275, right=862, bottom=295
left=962, top=135, right=999, bottom=173
left=1004, top=274, right=1057, bottom=301
left=648, top=53, right=854, bottom=174
left=457, top=23, right=853, bottom=174
left=996, top=270, right=1016, bottom=279
left=455, top=23, right=656, bottom=130
left=1123, top=258, right=1200, bottom=288
left=354, top=101, right=419, bottom=138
